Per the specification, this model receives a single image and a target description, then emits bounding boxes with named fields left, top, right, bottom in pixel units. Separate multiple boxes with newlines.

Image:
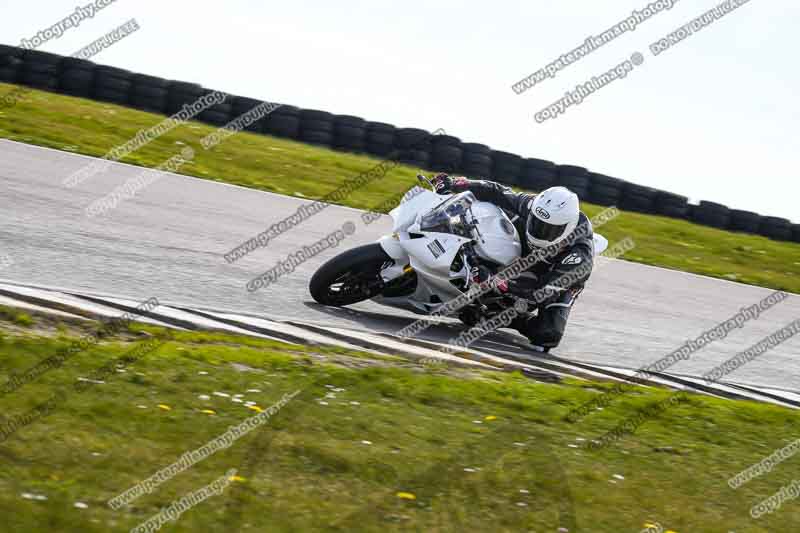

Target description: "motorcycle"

left=309, top=174, right=608, bottom=327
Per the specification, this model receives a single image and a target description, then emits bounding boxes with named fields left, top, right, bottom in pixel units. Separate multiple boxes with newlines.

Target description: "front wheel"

left=309, top=243, right=392, bottom=306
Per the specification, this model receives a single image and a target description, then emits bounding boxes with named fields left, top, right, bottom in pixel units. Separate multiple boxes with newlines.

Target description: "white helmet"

left=526, top=186, right=580, bottom=248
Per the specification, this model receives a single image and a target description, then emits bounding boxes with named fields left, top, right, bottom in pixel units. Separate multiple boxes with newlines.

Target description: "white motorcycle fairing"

left=375, top=189, right=522, bottom=314
left=593, top=233, right=609, bottom=255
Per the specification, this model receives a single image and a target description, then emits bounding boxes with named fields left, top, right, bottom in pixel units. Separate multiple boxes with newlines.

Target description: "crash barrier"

left=0, top=44, right=797, bottom=244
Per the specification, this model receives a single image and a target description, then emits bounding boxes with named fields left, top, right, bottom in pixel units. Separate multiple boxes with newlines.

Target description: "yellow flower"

left=248, top=405, right=264, bottom=413
left=158, top=404, right=171, bottom=411
left=201, top=409, right=216, bottom=415
left=229, top=475, right=246, bottom=482
left=396, top=492, right=416, bottom=500
left=485, top=415, right=497, bottom=421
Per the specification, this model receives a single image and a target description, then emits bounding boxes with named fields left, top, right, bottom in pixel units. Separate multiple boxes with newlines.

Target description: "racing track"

left=0, top=139, right=798, bottom=397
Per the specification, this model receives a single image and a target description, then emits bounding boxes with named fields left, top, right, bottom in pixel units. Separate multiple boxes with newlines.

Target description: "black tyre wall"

left=129, top=74, right=170, bottom=113
left=491, top=151, right=522, bottom=186
left=792, top=224, right=800, bottom=243
left=365, top=122, right=396, bottom=157
left=299, top=109, right=334, bottom=146
left=263, top=105, right=300, bottom=138
left=759, top=217, right=793, bottom=241
left=166, top=82, right=204, bottom=114
left=333, top=115, right=366, bottom=152
left=729, top=210, right=762, bottom=233
left=0, top=67, right=19, bottom=83
left=59, top=69, right=94, bottom=98
left=231, top=97, right=263, bottom=132
left=19, top=50, right=61, bottom=91
left=691, top=201, right=730, bottom=229
left=654, top=192, right=689, bottom=219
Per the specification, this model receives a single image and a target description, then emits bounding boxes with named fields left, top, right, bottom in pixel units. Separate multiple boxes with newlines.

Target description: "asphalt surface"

left=1, top=139, right=798, bottom=392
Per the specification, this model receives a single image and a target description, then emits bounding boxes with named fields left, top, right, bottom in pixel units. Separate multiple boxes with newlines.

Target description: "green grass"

left=0, top=305, right=33, bottom=327
left=1, top=83, right=799, bottom=293
left=0, top=311, right=798, bottom=532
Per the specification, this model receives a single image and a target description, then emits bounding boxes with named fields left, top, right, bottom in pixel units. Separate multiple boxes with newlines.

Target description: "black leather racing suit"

left=450, top=178, right=595, bottom=348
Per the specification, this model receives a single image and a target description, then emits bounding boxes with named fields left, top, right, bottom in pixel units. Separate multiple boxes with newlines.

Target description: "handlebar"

left=417, top=174, right=436, bottom=191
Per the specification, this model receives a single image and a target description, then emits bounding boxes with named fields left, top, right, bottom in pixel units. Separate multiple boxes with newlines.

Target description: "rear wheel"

left=309, top=244, right=392, bottom=306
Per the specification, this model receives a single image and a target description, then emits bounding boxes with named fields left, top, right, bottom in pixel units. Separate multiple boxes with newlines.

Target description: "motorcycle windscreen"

left=389, top=189, right=447, bottom=234
left=418, top=193, right=474, bottom=238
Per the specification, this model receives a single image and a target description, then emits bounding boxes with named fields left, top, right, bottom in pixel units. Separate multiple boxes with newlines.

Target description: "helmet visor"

left=527, top=216, right=566, bottom=243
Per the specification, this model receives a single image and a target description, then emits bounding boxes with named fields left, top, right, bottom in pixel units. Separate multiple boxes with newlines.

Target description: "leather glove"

left=432, top=173, right=454, bottom=193
left=432, top=174, right=468, bottom=194
left=471, top=266, right=505, bottom=295
left=505, top=273, right=540, bottom=299
left=476, top=272, right=511, bottom=295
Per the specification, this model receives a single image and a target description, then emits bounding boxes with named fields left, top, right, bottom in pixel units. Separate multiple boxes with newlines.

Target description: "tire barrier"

left=166, top=81, right=204, bottom=115
left=556, top=164, right=590, bottom=200
left=0, top=45, right=23, bottom=84
left=364, top=121, right=395, bottom=157
left=0, top=43, right=795, bottom=243
left=490, top=150, right=523, bottom=187
left=20, top=50, right=61, bottom=91
left=394, top=128, right=431, bottom=168
left=0, top=67, right=20, bottom=84
left=587, top=172, right=623, bottom=207
left=520, top=158, right=557, bottom=193
left=729, top=209, right=762, bottom=234
left=690, top=200, right=730, bottom=230
left=0, top=44, right=23, bottom=61
left=59, top=57, right=95, bottom=99
left=333, top=115, right=366, bottom=153
left=620, top=183, right=658, bottom=214
left=430, top=134, right=462, bottom=173
left=263, top=105, right=300, bottom=139
left=460, top=142, right=492, bottom=180
left=231, top=97, right=270, bottom=133
left=299, top=109, right=334, bottom=147
left=129, top=74, right=169, bottom=114
left=758, top=217, right=793, bottom=241
left=93, top=66, right=132, bottom=105
left=654, top=191, right=690, bottom=219
left=196, top=90, right=232, bottom=127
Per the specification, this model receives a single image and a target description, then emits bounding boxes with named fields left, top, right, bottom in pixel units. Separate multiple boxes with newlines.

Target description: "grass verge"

left=0, top=309, right=797, bottom=532
left=0, top=83, right=798, bottom=293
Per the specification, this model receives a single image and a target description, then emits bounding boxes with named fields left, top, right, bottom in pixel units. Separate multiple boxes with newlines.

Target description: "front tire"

left=309, top=243, right=392, bottom=306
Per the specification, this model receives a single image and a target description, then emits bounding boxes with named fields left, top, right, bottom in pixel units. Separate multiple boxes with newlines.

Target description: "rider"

left=431, top=173, right=595, bottom=351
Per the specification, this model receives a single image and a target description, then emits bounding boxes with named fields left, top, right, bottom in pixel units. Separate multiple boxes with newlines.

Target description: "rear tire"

left=309, top=244, right=392, bottom=306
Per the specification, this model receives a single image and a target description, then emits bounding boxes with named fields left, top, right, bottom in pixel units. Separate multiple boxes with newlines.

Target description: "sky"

left=2, top=0, right=798, bottom=222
